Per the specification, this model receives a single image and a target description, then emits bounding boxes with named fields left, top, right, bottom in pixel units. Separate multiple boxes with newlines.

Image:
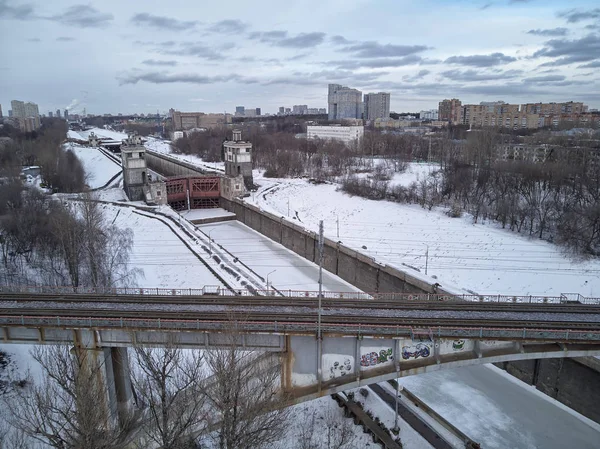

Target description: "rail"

left=1, top=314, right=600, bottom=341
left=1, top=285, right=599, bottom=305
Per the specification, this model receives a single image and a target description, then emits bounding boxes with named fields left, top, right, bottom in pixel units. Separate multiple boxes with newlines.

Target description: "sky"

left=1, top=0, right=599, bottom=115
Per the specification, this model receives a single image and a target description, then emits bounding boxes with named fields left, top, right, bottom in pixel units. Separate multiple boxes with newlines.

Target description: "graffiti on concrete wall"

left=360, top=347, right=394, bottom=369
left=401, top=343, right=431, bottom=360
left=452, top=339, right=465, bottom=350
left=322, top=354, right=354, bottom=381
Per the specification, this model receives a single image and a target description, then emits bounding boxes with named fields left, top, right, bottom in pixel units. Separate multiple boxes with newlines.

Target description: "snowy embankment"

left=247, top=169, right=600, bottom=297
left=144, top=136, right=226, bottom=173
left=64, top=142, right=121, bottom=189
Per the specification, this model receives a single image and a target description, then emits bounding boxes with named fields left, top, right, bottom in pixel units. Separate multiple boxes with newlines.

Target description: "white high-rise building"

left=328, top=84, right=363, bottom=120
left=364, top=92, right=391, bottom=120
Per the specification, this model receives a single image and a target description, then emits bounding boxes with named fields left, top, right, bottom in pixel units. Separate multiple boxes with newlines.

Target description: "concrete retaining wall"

left=496, top=358, right=600, bottom=423
left=220, top=197, right=449, bottom=295
left=145, top=150, right=214, bottom=178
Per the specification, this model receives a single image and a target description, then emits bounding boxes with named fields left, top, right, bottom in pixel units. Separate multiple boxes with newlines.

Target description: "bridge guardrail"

left=1, top=285, right=599, bottom=305
left=1, top=315, right=600, bottom=342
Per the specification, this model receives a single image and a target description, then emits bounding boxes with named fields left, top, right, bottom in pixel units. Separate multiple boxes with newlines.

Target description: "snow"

left=273, top=396, right=376, bottom=449
left=351, top=387, right=435, bottom=449
left=143, top=136, right=226, bottom=173
left=64, top=142, right=121, bottom=189
left=198, top=221, right=362, bottom=292
left=78, top=127, right=128, bottom=141
left=397, top=364, right=600, bottom=449
left=246, top=171, right=600, bottom=297
left=389, top=162, right=439, bottom=188
left=178, top=208, right=235, bottom=221
left=99, top=203, right=224, bottom=288
left=67, top=130, right=83, bottom=140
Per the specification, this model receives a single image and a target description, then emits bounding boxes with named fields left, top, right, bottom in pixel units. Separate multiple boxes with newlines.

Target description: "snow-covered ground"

left=247, top=170, right=600, bottom=297
left=144, top=136, right=226, bottom=173
left=99, top=203, right=224, bottom=288
left=64, top=142, right=121, bottom=189
left=397, top=365, right=600, bottom=449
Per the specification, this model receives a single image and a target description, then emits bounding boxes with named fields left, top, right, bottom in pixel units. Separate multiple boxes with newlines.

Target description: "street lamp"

left=266, top=269, right=277, bottom=295
left=207, top=229, right=215, bottom=253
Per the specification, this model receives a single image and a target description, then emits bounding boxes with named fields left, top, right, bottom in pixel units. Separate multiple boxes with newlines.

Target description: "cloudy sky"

left=1, top=0, right=599, bottom=115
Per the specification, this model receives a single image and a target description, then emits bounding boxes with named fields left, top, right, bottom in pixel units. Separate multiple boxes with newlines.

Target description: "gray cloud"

left=534, top=34, right=600, bottom=65
left=207, top=19, right=248, bottom=34
left=480, top=3, right=493, bottom=10
left=134, top=40, right=177, bottom=47
left=444, top=52, right=517, bottom=67
left=441, top=68, right=523, bottom=81
left=27, top=37, right=40, bottom=42
left=402, top=69, right=431, bottom=82
left=330, top=35, right=353, bottom=45
left=0, top=0, right=34, bottom=19
left=56, top=36, right=75, bottom=42
left=118, top=71, right=244, bottom=86
left=329, top=55, right=424, bottom=69
left=341, top=41, right=430, bottom=58
left=162, top=43, right=224, bottom=60
left=131, top=13, right=198, bottom=31
left=249, top=30, right=325, bottom=48
left=527, top=28, right=568, bottom=37
left=142, top=59, right=178, bottom=66
left=286, top=53, right=309, bottom=61
left=51, top=5, right=113, bottom=28
left=558, top=8, right=600, bottom=23
left=578, top=60, right=600, bottom=69
left=523, top=75, right=566, bottom=83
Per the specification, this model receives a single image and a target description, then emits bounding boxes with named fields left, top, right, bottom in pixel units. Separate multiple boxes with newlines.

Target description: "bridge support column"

left=73, top=331, right=134, bottom=430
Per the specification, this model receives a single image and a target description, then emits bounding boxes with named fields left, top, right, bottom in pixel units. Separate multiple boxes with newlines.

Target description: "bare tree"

left=202, top=321, right=290, bottom=449
left=130, top=342, right=208, bottom=449
left=295, top=406, right=358, bottom=449
left=3, top=345, right=134, bottom=449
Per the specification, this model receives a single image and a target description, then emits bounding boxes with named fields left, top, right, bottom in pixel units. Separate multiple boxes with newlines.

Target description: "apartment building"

left=328, top=84, right=363, bottom=120
left=364, top=92, right=391, bottom=120
left=170, top=110, right=232, bottom=131
left=11, top=100, right=40, bottom=131
left=438, top=99, right=462, bottom=125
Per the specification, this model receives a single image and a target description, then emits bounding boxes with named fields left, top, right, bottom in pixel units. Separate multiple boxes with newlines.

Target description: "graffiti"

left=360, top=348, right=394, bottom=367
left=401, top=343, right=431, bottom=360
left=322, top=354, right=354, bottom=381
left=452, top=339, right=465, bottom=350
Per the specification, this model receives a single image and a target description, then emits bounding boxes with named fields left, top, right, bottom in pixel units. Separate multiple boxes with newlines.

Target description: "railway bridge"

left=2, top=286, right=600, bottom=419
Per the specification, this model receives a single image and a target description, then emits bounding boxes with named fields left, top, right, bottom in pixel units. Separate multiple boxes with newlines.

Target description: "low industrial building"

left=306, top=125, right=364, bottom=144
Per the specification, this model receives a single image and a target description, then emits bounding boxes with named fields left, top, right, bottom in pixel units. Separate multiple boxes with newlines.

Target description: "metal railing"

left=1, top=284, right=599, bottom=305
left=1, top=314, right=599, bottom=341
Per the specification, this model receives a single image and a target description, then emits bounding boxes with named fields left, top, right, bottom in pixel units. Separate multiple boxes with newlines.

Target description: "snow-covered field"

left=248, top=170, right=600, bottom=297
left=64, top=142, right=121, bottom=189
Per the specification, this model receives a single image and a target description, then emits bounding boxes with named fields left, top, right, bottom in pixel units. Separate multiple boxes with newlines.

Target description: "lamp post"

left=207, top=229, right=215, bottom=253
left=266, top=269, right=276, bottom=295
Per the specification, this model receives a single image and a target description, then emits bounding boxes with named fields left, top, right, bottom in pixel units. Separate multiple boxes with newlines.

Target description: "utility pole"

left=393, top=380, right=400, bottom=433
left=425, top=244, right=429, bottom=275
left=317, top=220, right=324, bottom=391
left=336, top=215, right=339, bottom=238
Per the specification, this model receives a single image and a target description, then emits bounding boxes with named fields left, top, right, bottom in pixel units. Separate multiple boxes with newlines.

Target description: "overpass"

left=2, top=287, right=600, bottom=404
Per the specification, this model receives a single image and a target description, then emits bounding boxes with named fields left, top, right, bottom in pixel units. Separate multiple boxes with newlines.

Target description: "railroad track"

left=1, top=293, right=599, bottom=314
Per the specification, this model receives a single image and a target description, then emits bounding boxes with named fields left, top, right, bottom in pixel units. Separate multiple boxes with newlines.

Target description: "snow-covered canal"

left=199, top=220, right=360, bottom=293
left=399, top=365, right=600, bottom=449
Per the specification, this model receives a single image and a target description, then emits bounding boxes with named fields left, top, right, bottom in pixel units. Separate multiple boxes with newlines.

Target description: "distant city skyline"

left=1, top=0, right=599, bottom=114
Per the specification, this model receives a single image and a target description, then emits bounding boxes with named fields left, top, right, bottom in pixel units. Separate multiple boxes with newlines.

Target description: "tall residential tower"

left=328, top=84, right=363, bottom=120
left=364, top=92, right=391, bottom=120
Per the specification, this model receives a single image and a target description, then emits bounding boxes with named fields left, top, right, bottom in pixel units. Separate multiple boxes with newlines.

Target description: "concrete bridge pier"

left=73, top=331, right=135, bottom=430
